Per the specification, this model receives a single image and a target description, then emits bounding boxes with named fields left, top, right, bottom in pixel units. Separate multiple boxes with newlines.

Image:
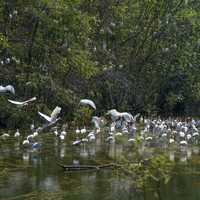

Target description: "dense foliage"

left=0, top=0, right=200, bottom=128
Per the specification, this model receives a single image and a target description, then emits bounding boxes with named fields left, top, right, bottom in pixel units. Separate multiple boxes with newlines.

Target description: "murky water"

left=0, top=130, right=200, bottom=200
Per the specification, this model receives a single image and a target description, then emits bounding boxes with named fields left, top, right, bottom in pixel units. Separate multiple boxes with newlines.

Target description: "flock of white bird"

left=1, top=84, right=200, bottom=156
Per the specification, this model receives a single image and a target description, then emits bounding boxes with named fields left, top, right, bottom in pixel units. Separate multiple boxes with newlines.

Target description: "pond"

left=0, top=130, right=200, bottom=200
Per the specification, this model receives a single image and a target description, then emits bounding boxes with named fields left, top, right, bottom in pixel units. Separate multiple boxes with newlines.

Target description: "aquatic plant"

left=126, top=154, right=174, bottom=199
left=74, top=107, right=94, bottom=126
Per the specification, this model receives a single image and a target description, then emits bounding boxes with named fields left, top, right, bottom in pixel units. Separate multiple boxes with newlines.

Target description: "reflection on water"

left=0, top=131, right=200, bottom=200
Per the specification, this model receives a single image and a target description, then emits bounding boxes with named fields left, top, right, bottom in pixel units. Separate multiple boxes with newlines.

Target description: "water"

left=0, top=131, right=200, bottom=200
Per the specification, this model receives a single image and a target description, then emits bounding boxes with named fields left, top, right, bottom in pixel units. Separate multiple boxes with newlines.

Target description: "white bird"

left=72, top=140, right=82, bottom=146
left=27, top=134, right=34, bottom=141
left=88, top=134, right=95, bottom=141
left=179, top=131, right=185, bottom=138
left=115, top=132, right=123, bottom=136
left=87, top=131, right=95, bottom=138
left=169, top=138, right=175, bottom=144
left=120, top=112, right=134, bottom=122
left=61, top=130, right=67, bottom=136
left=91, top=116, right=101, bottom=129
left=54, top=129, right=58, bottom=136
left=33, top=131, right=38, bottom=138
left=128, top=138, right=136, bottom=142
left=14, top=129, right=20, bottom=137
left=22, top=139, right=30, bottom=146
left=122, top=128, right=129, bottom=134
left=30, top=122, right=35, bottom=132
left=82, top=138, right=89, bottom=142
left=38, top=106, right=61, bottom=123
left=0, top=85, right=15, bottom=94
left=145, top=136, right=153, bottom=141
left=107, top=109, right=121, bottom=121
left=186, top=134, right=192, bottom=140
left=193, top=132, right=199, bottom=137
left=8, top=97, right=36, bottom=106
left=79, top=99, right=96, bottom=110
left=76, top=128, right=80, bottom=134
left=80, top=127, right=87, bottom=134
left=1, top=133, right=10, bottom=139
left=110, top=123, right=115, bottom=132
left=106, top=136, right=115, bottom=142
left=60, top=134, right=65, bottom=140
left=180, top=140, right=187, bottom=145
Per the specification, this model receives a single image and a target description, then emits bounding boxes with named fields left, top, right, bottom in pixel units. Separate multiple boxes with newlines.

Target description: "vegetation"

left=1, top=0, right=200, bottom=128
left=120, top=147, right=175, bottom=200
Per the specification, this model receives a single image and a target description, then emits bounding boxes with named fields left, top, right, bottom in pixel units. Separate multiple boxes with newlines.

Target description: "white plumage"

left=8, top=97, right=36, bottom=106
left=14, top=129, right=20, bottom=137
left=79, top=99, right=96, bottom=110
left=107, top=109, right=139, bottom=123
left=38, top=106, right=61, bottom=123
left=0, top=85, right=15, bottom=95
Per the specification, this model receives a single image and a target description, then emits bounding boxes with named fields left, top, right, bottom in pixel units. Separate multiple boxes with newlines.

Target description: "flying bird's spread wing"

left=8, top=99, right=24, bottom=105
left=0, top=85, right=15, bottom=94
left=133, top=113, right=140, bottom=122
left=24, top=97, right=37, bottom=104
left=51, top=106, right=61, bottom=121
left=0, top=86, right=5, bottom=92
left=107, top=109, right=121, bottom=121
left=80, top=99, right=96, bottom=110
left=5, top=85, right=15, bottom=95
left=91, top=116, right=101, bottom=129
left=38, top=111, right=52, bottom=122
left=121, top=112, right=133, bottom=122
left=8, top=97, right=37, bottom=106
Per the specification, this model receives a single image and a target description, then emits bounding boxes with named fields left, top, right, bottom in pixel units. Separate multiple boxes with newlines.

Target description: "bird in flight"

left=0, top=85, right=15, bottom=95
left=8, top=97, right=37, bottom=106
left=38, top=106, right=61, bottom=123
left=79, top=99, right=96, bottom=110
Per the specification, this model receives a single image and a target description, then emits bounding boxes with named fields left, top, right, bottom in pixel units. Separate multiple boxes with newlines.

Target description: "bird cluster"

left=139, top=118, right=200, bottom=147
left=1, top=84, right=200, bottom=156
left=0, top=84, right=98, bottom=150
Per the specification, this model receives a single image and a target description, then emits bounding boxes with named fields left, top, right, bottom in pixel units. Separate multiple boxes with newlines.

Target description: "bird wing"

left=24, top=97, right=37, bottom=104
left=5, top=85, right=15, bottom=95
left=8, top=99, right=24, bottom=105
left=107, top=109, right=121, bottom=121
left=51, top=106, right=61, bottom=121
left=38, top=111, right=52, bottom=122
left=0, top=86, right=5, bottom=92
left=80, top=99, right=96, bottom=109
left=121, top=112, right=133, bottom=122
left=133, top=113, right=140, bottom=122
left=0, top=85, right=8, bottom=93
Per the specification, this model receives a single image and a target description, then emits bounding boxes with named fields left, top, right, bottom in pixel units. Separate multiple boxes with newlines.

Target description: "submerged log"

left=57, top=162, right=122, bottom=171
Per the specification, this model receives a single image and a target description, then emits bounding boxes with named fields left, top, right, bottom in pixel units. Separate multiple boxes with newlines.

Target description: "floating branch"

left=57, top=162, right=122, bottom=171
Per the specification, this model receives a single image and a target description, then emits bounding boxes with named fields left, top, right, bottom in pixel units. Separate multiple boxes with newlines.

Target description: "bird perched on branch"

left=79, top=99, right=96, bottom=110
left=8, top=97, right=36, bottom=107
left=0, top=85, right=15, bottom=95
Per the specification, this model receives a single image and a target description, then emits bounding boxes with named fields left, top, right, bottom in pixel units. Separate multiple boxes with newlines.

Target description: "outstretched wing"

left=121, top=112, right=133, bottom=122
left=8, top=99, right=24, bottom=105
left=24, top=97, right=37, bottom=104
left=51, top=106, right=61, bottom=121
left=106, top=109, right=121, bottom=121
left=133, top=113, right=140, bottom=122
left=80, top=99, right=96, bottom=110
left=8, top=97, right=36, bottom=106
left=38, top=111, right=51, bottom=122
left=5, top=85, right=15, bottom=95
left=0, top=86, right=6, bottom=93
